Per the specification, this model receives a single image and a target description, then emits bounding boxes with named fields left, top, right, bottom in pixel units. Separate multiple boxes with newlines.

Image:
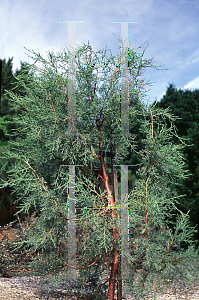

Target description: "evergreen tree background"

left=0, top=58, right=35, bottom=225
left=153, top=83, right=199, bottom=244
left=0, top=42, right=198, bottom=299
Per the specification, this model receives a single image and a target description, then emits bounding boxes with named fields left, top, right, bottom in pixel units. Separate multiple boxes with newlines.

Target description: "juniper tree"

left=0, top=40, right=198, bottom=300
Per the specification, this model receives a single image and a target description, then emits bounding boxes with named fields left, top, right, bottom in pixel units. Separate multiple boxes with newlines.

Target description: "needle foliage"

left=0, top=39, right=198, bottom=299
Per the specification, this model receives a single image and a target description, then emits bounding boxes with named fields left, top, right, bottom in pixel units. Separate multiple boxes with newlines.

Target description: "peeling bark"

left=95, top=117, right=122, bottom=300
left=98, top=151, right=120, bottom=298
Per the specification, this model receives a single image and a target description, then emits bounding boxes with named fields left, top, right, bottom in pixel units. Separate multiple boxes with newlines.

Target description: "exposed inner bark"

left=96, top=135, right=121, bottom=300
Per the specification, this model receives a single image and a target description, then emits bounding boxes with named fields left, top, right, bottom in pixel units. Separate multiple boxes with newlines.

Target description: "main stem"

left=98, top=153, right=120, bottom=300
left=111, top=147, right=122, bottom=300
left=96, top=118, right=120, bottom=300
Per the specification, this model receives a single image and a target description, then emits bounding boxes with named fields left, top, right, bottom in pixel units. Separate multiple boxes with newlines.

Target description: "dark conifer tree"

left=0, top=58, right=35, bottom=225
left=153, top=83, right=199, bottom=244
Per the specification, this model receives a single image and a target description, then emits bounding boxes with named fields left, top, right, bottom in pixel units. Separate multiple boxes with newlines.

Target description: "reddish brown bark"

left=106, top=246, right=120, bottom=300
left=117, top=266, right=123, bottom=300
left=99, top=154, right=120, bottom=299
left=96, top=119, right=120, bottom=300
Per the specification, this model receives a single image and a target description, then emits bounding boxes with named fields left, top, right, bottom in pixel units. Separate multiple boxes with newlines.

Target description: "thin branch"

left=62, top=249, right=112, bottom=270
left=35, top=81, right=59, bottom=128
left=150, top=109, right=154, bottom=139
left=145, top=181, right=148, bottom=240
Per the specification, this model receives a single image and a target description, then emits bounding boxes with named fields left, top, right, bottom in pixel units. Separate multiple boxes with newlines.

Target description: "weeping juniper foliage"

left=0, top=40, right=198, bottom=300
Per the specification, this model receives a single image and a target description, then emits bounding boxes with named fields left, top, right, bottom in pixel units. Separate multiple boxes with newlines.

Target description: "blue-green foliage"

left=0, top=41, right=198, bottom=299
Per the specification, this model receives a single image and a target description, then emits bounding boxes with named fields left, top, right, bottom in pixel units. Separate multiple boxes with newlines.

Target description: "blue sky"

left=1, top=0, right=199, bottom=107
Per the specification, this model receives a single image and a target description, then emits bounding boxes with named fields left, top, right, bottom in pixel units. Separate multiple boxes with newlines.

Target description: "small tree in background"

left=0, top=40, right=198, bottom=300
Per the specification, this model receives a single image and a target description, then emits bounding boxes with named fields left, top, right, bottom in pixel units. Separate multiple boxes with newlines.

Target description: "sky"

left=1, top=0, right=199, bottom=107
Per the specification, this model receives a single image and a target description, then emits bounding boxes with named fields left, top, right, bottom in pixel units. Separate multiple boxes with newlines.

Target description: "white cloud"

left=157, top=76, right=199, bottom=102
left=185, top=48, right=199, bottom=66
left=157, top=91, right=167, bottom=102
left=182, top=76, right=199, bottom=90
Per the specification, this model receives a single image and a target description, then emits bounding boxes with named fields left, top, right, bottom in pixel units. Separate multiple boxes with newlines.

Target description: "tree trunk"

left=98, top=144, right=120, bottom=300
left=106, top=148, right=123, bottom=300
left=115, top=258, right=122, bottom=300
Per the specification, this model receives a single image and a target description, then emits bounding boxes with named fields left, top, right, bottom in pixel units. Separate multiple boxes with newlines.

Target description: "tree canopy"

left=0, top=43, right=198, bottom=300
